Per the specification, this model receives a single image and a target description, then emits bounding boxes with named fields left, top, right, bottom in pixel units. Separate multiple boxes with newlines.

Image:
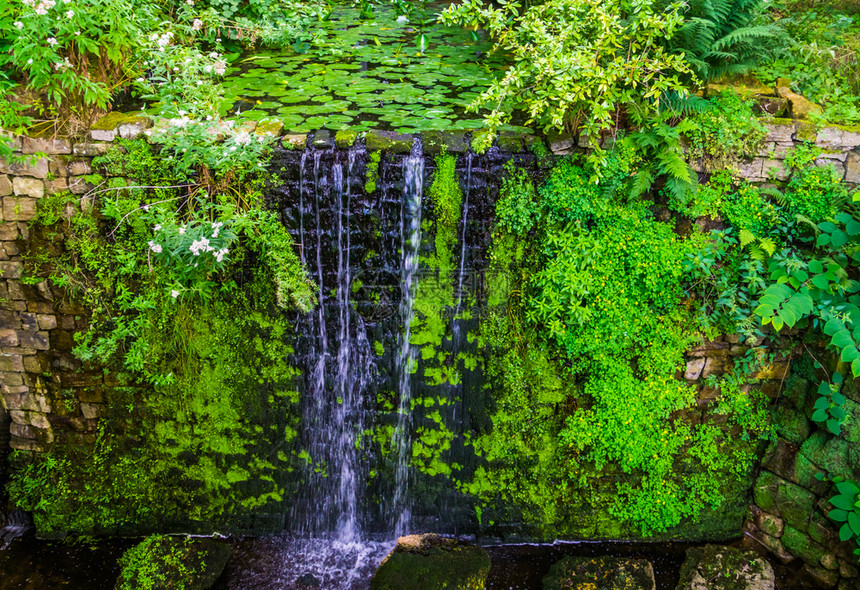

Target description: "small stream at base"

left=0, top=533, right=824, bottom=590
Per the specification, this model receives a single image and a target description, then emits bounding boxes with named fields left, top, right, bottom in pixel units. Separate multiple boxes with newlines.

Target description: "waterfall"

left=391, top=140, right=425, bottom=538
left=290, top=145, right=373, bottom=543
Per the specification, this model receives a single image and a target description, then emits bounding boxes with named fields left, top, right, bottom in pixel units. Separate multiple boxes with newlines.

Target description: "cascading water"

left=391, top=139, right=425, bottom=538
left=290, top=145, right=374, bottom=542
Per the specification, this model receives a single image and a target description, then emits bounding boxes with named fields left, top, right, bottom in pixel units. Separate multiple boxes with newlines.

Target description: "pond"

left=216, top=2, right=525, bottom=134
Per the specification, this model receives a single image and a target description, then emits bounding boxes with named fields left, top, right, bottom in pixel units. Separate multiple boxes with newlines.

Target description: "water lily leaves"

left=220, top=3, right=511, bottom=133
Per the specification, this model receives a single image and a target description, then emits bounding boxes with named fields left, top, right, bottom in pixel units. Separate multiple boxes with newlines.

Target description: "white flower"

left=186, top=0, right=194, bottom=5
left=23, top=0, right=35, bottom=6
left=154, top=224, right=162, bottom=231
left=192, top=18, right=203, bottom=31
left=46, top=37, right=58, bottom=47
left=189, top=237, right=210, bottom=256
left=203, top=64, right=213, bottom=74
left=148, top=240, right=163, bottom=254
left=234, top=131, right=252, bottom=146
left=171, top=289, right=180, bottom=298
left=396, top=15, right=408, bottom=23
left=14, top=21, right=23, bottom=29
left=65, top=10, right=73, bottom=18
left=27, top=58, right=33, bottom=65
left=35, top=5, right=48, bottom=15
left=142, top=204, right=150, bottom=211
left=179, top=226, right=186, bottom=235
left=215, top=247, right=228, bottom=262
left=149, top=33, right=158, bottom=41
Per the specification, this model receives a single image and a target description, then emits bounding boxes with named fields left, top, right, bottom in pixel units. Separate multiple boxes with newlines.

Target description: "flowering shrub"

left=132, top=33, right=228, bottom=120
left=144, top=208, right=238, bottom=301
left=0, top=0, right=149, bottom=125
left=145, top=117, right=274, bottom=194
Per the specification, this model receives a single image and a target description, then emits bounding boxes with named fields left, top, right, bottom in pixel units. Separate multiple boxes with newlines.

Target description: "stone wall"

left=1, top=112, right=859, bottom=544
left=742, top=362, right=860, bottom=590
left=0, top=133, right=114, bottom=453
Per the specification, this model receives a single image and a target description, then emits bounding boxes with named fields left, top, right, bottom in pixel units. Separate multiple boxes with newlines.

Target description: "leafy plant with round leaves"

left=812, top=372, right=848, bottom=435
left=828, top=478, right=860, bottom=554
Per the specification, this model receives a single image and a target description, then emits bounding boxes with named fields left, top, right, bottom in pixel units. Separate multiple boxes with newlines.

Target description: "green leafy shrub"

left=812, top=373, right=848, bottom=435
left=495, top=163, right=539, bottom=235
left=537, top=159, right=602, bottom=226
left=827, top=478, right=860, bottom=552
left=439, top=0, right=695, bottom=166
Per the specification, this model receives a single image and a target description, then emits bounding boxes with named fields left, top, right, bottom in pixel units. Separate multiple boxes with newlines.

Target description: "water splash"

left=392, top=139, right=425, bottom=537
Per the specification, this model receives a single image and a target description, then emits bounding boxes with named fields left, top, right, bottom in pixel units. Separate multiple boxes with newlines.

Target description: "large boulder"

left=370, top=533, right=491, bottom=590
left=542, top=555, right=656, bottom=590
left=676, top=545, right=775, bottom=590
left=114, top=535, right=231, bottom=590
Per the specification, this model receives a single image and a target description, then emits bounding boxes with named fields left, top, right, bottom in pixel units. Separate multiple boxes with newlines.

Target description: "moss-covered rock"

left=334, top=128, right=359, bottom=148
left=543, top=556, right=655, bottom=590
left=91, top=111, right=150, bottom=131
left=114, top=535, right=231, bottom=590
left=676, top=545, right=775, bottom=590
left=370, top=534, right=490, bottom=590
left=782, top=525, right=827, bottom=566
left=774, top=477, right=816, bottom=530
left=772, top=404, right=810, bottom=444
left=366, top=130, right=413, bottom=153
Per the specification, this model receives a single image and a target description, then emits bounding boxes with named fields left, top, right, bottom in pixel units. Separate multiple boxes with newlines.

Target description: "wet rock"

left=311, top=129, right=334, bottom=149
left=296, top=572, right=321, bottom=587
left=114, top=535, right=231, bottom=590
left=676, top=545, right=775, bottom=590
left=421, top=130, right=467, bottom=154
left=370, top=534, right=490, bottom=590
left=366, top=130, right=413, bottom=153
left=543, top=555, right=655, bottom=590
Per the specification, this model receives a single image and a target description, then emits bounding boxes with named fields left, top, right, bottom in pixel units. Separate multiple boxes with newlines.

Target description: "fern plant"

left=663, top=0, right=789, bottom=82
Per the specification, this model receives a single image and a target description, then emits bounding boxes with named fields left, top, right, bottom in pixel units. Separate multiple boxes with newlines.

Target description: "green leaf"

left=818, top=233, right=831, bottom=247
left=827, top=419, right=842, bottom=435
left=831, top=230, right=848, bottom=249
left=832, top=495, right=857, bottom=511
left=847, top=219, right=860, bottom=236
left=840, top=523, right=853, bottom=541
left=824, top=318, right=845, bottom=336
left=809, top=260, right=824, bottom=274
left=812, top=408, right=828, bottom=422
left=850, top=511, right=860, bottom=535
left=832, top=329, right=854, bottom=350
left=830, top=508, right=850, bottom=522
left=812, top=274, right=830, bottom=290
left=853, top=358, right=860, bottom=379
left=771, top=315, right=784, bottom=332
left=841, top=345, right=860, bottom=363
left=739, top=228, right=755, bottom=247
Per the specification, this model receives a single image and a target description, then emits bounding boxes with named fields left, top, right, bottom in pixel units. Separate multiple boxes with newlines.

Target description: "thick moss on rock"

left=115, top=535, right=231, bottom=590
left=91, top=111, right=150, bottom=131
left=366, top=130, right=413, bottom=153
left=543, top=556, right=655, bottom=590
left=370, top=534, right=490, bottom=590
left=676, top=545, right=775, bottom=590
left=781, top=525, right=827, bottom=566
